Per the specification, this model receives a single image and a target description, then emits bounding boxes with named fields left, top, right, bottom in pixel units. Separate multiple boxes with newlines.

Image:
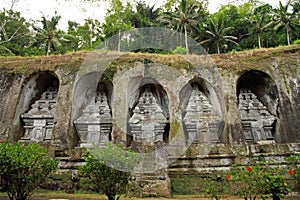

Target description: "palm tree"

left=132, top=1, right=161, bottom=28
left=33, top=11, right=63, bottom=55
left=249, top=4, right=274, bottom=48
left=273, top=0, right=296, bottom=45
left=200, top=13, right=238, bottom=54
left=161, top=0, right=204, bottom=53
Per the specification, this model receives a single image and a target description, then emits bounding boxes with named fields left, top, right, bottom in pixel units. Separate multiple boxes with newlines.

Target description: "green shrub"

left=81, top=142, right=141, bottom=200
left=203, top=175, right=230, bottom=200
left=0, top=45, right=15, bottom=56
left=286, top=154, right=300, bottom=186
left=229, top=162, right=290, bottom=200
left=0, top=141, right=58, bottom=200
left=292, top=39, right=300, bottom=45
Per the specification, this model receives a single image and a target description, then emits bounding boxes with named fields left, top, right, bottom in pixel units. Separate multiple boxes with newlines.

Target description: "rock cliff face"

left=0, top=46, right=300, bottom=195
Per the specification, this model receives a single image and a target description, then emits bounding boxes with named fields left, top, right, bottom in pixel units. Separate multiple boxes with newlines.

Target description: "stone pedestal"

left=74, top=90, right=112, bottom=147
left=20, top=87, right=57, bottom=142
left=134, top=170, right=171, bottom=197
left=129, top=87, right=170, bottom=196
left=238, top=89, right=276, bottom=143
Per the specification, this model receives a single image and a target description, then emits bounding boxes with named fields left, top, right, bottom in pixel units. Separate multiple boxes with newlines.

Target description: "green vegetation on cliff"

left=0, top=45, right=298, bottom=78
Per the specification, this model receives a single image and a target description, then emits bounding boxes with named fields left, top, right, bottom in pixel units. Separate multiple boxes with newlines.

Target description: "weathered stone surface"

left=0, top=47, right=300, bottom=196
left=183, top=84, right=222, bottom=144
left=21, top=86, right=58, bottom=142
left=129, top=85, right=167, bottom=150
left=74, top=84, right=112, bottom=147
left=238, top=89, right=276, bottom=143
left=134, top=170, right=171, bottom=197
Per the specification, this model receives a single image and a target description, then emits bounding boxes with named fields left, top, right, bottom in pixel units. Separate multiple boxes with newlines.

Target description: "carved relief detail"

left=74, top=88, right=112, bottom=147
left=129, top=87, right=167, bottom=147
left=21, top=87, right=57, bottom=142
left=183, top=84, right=221, bottom=144
left=238, top=89, right=276, bottom=143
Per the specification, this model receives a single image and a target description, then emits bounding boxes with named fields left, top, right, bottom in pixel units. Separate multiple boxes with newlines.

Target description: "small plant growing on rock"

left=0, top=141, right=58, bottom=200
left=172, top=46, right=188, bottom=54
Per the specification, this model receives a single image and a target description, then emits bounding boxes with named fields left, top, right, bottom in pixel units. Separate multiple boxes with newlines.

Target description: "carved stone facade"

left=183, top=84, right=221, bottom=144
left=21, top=87, right=57, bottom=142
left=74, top=87, right=112, bottom=147
left=129, top=87, right=167, bottom=149
left=238, top=89, right=276, bottom=143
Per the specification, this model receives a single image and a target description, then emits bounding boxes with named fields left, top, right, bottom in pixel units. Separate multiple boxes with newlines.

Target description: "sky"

left=0, top=0, right=281, bottom=30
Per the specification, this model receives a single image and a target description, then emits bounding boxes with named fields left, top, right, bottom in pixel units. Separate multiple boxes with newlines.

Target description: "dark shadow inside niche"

left=179, top=77, right=224, bottom=145
left=237, top=70, right=279, bottom=115
left=127, top=80, right=170, bottom=147
left=27, top=72, right=59, bottom=112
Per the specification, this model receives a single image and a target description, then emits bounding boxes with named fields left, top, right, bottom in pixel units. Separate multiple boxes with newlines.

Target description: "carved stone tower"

left=21, top=86, right=57, bottom=142
left=238, top=89, right=276, bottom=143
left=183, top=84, right=221, bottom=145
left=74, top=85, right=112, bottom=147
left=129, top=86, right=168, bottom=150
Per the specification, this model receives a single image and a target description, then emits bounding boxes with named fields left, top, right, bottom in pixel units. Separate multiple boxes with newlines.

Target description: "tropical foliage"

left=0, top=0, right=299, bottom=56
left=0, top=141, right=58, bottom=200
left=200, top=12, right=239, bottom=54
left=81, top=142, right=141, bottom=200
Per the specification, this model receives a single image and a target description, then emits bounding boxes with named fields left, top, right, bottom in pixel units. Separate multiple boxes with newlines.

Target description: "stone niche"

left=181, top=83, right=222, bottom=145
left=238, top=89, right=276, bottom=143
left=74, top=83, right=112, bottom=147
left=128, top=84, right=169, bottom=151
left=20, top=74, right=59, bottom=142
left=237, top=70, right=278, bottom=144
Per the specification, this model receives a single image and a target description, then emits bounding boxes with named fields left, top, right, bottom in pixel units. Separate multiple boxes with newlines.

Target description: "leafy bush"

left=203, top=175, right=230, bottom=200
left=229, top=162, right=290, bottom=200
left=0, top=45, right=15, bottom=56
left=81, top=142, right=141, bottom=200
left=262, top=173, right=290, bottom=200
left=292, top=39, right=300, bottom=44
left=172, top=46, right=188, bottom=54
left=0, top=141, right=58, bottom=200
left=286, top=154, right=300, bottom=186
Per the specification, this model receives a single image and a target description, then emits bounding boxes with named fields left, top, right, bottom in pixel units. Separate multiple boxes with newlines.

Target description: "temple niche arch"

left=20, top=71, right=59, bottom=142
left=127, top=78, right=169, bottom=151
left=180, top=77, right=223, bottom=145
left=72, top=72, right=113, bottom=147
left=237, top=70, right=279, bottom=144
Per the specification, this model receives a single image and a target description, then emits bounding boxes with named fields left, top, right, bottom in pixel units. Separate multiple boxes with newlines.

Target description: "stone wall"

left=0, top=46, right=300, bottom=195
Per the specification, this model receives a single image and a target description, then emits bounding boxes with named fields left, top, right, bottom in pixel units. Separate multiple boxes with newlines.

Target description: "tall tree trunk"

left=217, top=42, right=220, bottom=54
left=118, top=30, right=121, bottom=52
left=286, top=25, right=290, bottom=45
left=184, top=24, right=189, bottom=54
left=258, top=34, right=262, bottom=48
left=46, top=40, right=51, bottom=56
